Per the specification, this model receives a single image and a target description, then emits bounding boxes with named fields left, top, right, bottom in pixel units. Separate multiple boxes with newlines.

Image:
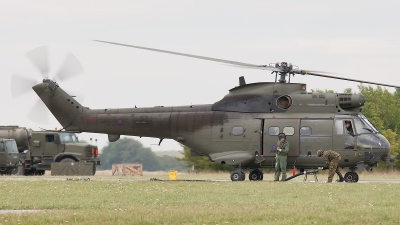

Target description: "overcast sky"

left=1, top=0, right=400, bottom=151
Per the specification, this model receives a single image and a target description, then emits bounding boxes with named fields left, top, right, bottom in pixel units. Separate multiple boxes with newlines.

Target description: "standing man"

left=274, top=133, right=289, bottom=181
left=317, top=149, right=345, bottom=183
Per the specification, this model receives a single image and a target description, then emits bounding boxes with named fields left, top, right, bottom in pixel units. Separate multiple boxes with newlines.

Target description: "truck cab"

left=25, top=131, right=100, bottom=173
left=0, top=139, right=20, bottom=174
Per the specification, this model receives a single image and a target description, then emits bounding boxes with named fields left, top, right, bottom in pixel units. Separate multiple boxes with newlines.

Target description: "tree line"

left=98, top=138, right=186, bottom=171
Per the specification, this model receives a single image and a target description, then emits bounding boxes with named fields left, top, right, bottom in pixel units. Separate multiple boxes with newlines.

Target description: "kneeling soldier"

left=317, top=150, right=345, bottom=183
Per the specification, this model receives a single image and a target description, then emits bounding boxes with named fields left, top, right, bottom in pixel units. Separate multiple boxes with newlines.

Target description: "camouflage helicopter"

left=13, top=42, right=399, bottom=182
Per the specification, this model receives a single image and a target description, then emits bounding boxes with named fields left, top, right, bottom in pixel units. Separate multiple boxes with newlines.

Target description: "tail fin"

left=32, top=79, right=84, bottom=130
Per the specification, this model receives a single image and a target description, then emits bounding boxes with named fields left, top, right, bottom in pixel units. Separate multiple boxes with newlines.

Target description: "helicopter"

left=14, top=41, right=399, bottom=182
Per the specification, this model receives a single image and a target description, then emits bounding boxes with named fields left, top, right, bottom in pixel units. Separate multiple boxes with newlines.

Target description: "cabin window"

left=301, top=119, right=333, bottom=136
left=232, top=127, right=244, bottom=136
left=45, top=135, right=55, bottom=143
left=268, top=126, right=279, bottom=135
left=300, top=127, right=312, bottom=136
left=283, top=127, right=295, bottom=136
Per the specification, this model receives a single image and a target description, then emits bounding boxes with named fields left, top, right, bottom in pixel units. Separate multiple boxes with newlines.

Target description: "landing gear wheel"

left=344, top=172, right=359, bottom=183
left=352, top=172, right=359, bottom=182
left=231, top=171, right=242, bottom=181
left=249, top=169, right=263, bottom=181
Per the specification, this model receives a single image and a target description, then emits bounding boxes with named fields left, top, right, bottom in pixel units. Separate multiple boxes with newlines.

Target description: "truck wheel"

left=11, top=165, right=24, bottom=175
left=60, top=158, right=77, bottom=162
left=35, top=170, right=45, bottom=175
left=11, top=168, right=18, bottom=175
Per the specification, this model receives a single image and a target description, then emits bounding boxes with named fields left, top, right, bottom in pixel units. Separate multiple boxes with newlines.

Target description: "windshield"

left=360, top=115, right=380, bottom=133
left=353, top=115, right=379, bottom=134
left=5, top=140, right=18, bottom=153
left=59, top=133, right=79, bottom=143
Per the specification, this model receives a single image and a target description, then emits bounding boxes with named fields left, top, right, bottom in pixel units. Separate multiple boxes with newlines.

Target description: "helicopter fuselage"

left=33, top=80, right=390, bottom=173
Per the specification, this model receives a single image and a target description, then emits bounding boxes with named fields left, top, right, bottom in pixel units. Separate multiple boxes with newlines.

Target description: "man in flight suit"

left=274, top=133, right=289, bottom=181
left=345, top=121, right=354, bottom=136
left=317, top=149, right=345, bottom=183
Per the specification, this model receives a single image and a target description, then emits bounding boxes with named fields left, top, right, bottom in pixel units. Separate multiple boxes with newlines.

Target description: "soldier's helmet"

left=317, top=149, right=324, bottom=157
left=278, top=133, right=286, bottom=140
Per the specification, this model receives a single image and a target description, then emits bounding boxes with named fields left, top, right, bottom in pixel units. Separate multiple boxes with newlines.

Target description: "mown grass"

left=0, top=172, right=400, bottom=225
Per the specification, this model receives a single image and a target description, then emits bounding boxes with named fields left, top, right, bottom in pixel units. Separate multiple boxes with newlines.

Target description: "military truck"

left=0, top=138, right=20, bottom=174
left=0, top=126, right=100, bottom=175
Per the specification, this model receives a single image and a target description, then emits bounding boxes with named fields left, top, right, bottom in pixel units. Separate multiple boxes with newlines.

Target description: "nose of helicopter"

left=381, top=135, right=391, bottom=161
left=359, top=133, right=391, bottom=166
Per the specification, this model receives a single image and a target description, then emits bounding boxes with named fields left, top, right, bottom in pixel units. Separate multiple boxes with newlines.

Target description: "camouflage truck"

left=0, top=126, right=100, bottom=175
left=0, top=138, right=20, bottom=174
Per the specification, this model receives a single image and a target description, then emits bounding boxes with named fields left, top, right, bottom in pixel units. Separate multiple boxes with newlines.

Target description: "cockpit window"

left=344, top=120, right=354, bottom=136
left=5, top=141, right=18, bottom=153
left=353, top=118, right=377, bottom=134
left=358, top=115, right=380, bottom=133
left=59, top=133, right=79, bottom=143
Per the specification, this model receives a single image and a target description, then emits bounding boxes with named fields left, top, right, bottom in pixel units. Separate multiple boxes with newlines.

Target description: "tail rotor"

left=11, top=46, right=85, bottom=125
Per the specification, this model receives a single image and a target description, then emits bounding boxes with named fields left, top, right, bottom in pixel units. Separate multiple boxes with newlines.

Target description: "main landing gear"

left=249, top=169, right=263, bottom=181
left=344, top=171, right=359, bottom=183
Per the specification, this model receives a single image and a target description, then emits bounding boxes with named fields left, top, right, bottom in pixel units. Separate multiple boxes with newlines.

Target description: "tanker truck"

left=0, top=126, right=100, bottom=175
left=0, top=138, right=19, bottom=174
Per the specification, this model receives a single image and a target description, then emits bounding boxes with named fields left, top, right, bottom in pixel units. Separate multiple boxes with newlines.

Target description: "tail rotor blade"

left=11, top=74, right=37, bottom=98
left=26, top=46, right=49, bottom=78
left=27, top=99, right=51, bottom=125
left=53, top=52, right=84, bottom=81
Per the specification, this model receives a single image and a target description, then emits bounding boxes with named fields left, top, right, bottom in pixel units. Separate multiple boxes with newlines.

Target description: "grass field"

left=1, top=171, right=400, bottom=225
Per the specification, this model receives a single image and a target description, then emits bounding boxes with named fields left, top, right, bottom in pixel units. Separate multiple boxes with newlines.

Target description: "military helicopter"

left=14, top=41, right=399, bottom=182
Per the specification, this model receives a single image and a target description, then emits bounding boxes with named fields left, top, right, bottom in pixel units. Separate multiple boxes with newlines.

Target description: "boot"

left=337, top=172, right=345, bottom=182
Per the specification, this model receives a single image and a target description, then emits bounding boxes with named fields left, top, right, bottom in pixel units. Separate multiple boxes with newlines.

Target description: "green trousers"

left=327, top=158, right=343, bottom=183
left=274, top=155, right=287, bottom=181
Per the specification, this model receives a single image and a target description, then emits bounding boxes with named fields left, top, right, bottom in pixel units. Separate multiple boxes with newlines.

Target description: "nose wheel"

left=230, top=163, right=246, bottom=181
left=344, top=172, right=359, bottom=183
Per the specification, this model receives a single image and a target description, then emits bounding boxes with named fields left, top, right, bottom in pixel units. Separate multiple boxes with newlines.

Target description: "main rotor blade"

left=26, top=46, right=49, bottom=78
left=53, top=52, right=84, bottom=81
left=11, top=74, right=37, bottom=98
left=94, top=40, right=282, bottom=72
left=295, top=70, right=400, bottom=88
